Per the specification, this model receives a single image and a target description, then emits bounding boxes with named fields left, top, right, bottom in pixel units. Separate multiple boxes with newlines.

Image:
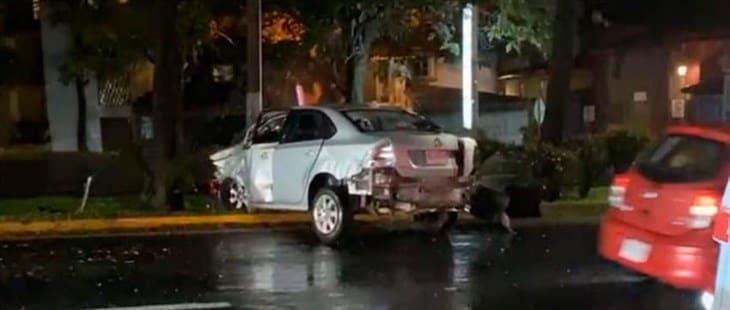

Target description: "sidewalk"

left=0, top=210, right=603, bottom=240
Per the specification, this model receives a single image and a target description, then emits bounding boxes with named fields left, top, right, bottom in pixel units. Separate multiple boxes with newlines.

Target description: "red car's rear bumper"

left=599, top=212, right=717, bottom=291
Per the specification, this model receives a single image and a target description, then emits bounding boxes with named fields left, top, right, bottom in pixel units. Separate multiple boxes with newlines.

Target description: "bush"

left=524, top=143, right=574, bottom=201
left=560, top=130, right=648, bottom=198
left=601, top=130, right=649, bottom=173
left=471, top=132, right=509, bottom=168
left=565, top=135, right=608, bottom=198
left=471, top=129, right=649, bottom=201
left=481, top=140, right=574, bottom=202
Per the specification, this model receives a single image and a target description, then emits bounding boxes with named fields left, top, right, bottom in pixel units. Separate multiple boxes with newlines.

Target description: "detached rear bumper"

left=375, top=182, right=468, bottom=208
left=348, top=168, right=469, bottom=208
left=599, top=211, right=717, bottom=291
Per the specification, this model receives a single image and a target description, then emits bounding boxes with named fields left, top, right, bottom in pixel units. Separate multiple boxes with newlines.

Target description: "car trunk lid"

left=367, top=132, right=459, bottom=178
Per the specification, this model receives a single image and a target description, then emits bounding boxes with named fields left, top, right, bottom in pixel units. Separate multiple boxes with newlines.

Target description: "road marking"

left=87, top=302, right=232, bottom=310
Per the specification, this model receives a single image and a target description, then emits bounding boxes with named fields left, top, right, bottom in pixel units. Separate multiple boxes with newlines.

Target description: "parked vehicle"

left=598, top=125, right=729, bottom=292
left=210, top=105, right=477, bottom=244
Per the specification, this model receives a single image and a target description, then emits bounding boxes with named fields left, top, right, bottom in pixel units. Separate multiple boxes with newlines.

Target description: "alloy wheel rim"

left=227, top=182, right=245, bottom=209
left=314, top=195, right=341, bottom=235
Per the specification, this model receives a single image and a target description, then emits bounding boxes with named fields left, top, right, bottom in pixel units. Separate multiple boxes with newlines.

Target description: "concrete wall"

left=429, top=58, right=497, bottom=93
left=40, top=11, right=75, bottom=151
left=84, top=79, right=103, bottom=152
left=604, top=46, right=670, bottom=135
left=499, top=69, right=593, bottom=100
left=594, top=41, right=730, bottom=133
left=40, top=6, right=102, bottom=152
left=427, top=109, right=528, bottom=145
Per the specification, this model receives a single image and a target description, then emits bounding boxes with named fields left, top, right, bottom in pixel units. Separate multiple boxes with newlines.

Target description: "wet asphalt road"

left=0, top=224, right=705, bottom=310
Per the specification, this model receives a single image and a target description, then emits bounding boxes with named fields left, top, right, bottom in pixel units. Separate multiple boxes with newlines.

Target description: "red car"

left=599, top=125, right=730, bottom=292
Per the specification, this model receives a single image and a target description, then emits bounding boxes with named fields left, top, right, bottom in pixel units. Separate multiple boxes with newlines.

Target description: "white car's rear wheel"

left=312, top=187, right=352, bottom=245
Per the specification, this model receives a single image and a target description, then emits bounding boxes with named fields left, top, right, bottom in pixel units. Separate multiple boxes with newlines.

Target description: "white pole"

left=462, top=4, right=479, bottom=132
left=462, top=4, right=474, bottom=130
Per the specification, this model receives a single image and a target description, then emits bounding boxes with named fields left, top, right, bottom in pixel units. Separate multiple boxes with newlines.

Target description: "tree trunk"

left=349, top=50, right=369, bottom=104
left=74, top=77, right=87, bottom=152
left=150, top=0, right=184, bottom=210
left=246, top=0, right=262, bottom=126
left=543, top=0, right=577, bottom=145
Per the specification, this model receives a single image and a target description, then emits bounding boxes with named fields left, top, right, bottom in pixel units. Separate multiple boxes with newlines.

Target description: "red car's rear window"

left=636, top=135, right=726, bottom=183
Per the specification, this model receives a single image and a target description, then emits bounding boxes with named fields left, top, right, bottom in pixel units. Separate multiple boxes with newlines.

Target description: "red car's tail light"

left=687, top=193, right=720, bottom=229
left=613, top=175, right=630, bottom=187
left=609, top=175, right=630, bottom=209
left=690, top=195, right=720, bottom=217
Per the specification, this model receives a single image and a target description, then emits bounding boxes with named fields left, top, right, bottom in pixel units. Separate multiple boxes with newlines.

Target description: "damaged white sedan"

left=211, top=105, right=476, bottom=244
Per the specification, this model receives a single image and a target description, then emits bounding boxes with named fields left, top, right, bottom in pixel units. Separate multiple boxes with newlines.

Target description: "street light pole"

left=462, top=3, right=479, bottom=134
left=246, top=0, right=262, bottom=128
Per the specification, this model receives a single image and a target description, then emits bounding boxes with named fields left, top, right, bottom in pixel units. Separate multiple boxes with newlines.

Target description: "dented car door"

left=246, top=111, right=287, bottom=204
left=273, top=110, right=336, bottom=206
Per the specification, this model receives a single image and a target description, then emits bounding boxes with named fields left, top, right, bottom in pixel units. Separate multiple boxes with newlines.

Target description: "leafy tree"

left=269, top=0, right=554, bottom=104
left=48, top=0, right=150, bottom=152
left=542, top=0, right=578, bottom=145
left=486, top=0, right=553, bottom=55
left=49, top=0, right=212, bottom=210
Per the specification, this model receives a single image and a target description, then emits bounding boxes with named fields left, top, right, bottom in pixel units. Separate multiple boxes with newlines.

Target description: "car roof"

left=287, top=104, right=407, bottom=113
left=667, top=124, right=730, bottom=143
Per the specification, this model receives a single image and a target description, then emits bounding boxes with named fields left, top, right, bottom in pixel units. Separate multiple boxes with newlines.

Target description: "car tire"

left=219, top=178, right=247, bottom=211
left=418, top=211, right=458, bottom=234
left=311, top=187, right=353, bottom=245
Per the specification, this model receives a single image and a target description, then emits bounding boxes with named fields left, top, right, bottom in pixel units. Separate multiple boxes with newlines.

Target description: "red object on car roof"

left=599, top=125, right=730, bottom=292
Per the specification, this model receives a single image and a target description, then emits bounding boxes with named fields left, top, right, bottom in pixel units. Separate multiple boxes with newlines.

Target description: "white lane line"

left=87, top=302, right=232, bottom=310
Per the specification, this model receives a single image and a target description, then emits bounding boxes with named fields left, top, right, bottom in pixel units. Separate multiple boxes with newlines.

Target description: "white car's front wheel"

left=312, top=187, right=353, bottom=245
left=219, top=178, right=246, bottom=211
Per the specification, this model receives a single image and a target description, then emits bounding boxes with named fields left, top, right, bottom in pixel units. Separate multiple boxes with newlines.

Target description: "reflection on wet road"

left=0, top=225, right=703, bottom=309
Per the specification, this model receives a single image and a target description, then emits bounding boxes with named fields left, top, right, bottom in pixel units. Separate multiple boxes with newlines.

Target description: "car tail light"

left=369, top=141, right=395, bottom=167
left=373, top=168, right=397, bottom=186
left=690, top=195, right=720, bottom=216
left=608, top=175, right=630, bottom=210
left=375, top=144, right=394, bottom=160
left=687, top=193, right=720, bottom=229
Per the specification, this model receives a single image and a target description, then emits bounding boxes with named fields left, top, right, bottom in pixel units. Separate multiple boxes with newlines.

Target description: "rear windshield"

left=637, top=135, right=726, bottom=183
left=342, top=109, right=440, bottom=133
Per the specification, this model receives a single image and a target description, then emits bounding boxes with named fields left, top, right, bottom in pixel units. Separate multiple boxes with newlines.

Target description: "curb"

left=0, top=213, right=403, bottom=237
left=0, top=212, right=602, bottom=240
left=0, top=213, right=310, bottom=236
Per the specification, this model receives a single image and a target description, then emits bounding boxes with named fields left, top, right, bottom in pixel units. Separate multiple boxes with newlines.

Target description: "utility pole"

left=462, top=3, right=479, bottom=133
left=246, top=0, right=262, bottom=128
